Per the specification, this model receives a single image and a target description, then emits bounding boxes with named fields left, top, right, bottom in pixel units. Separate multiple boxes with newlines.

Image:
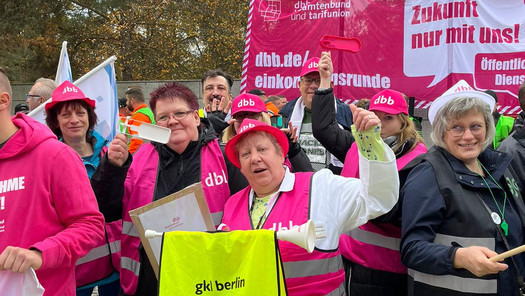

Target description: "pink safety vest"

left=76, top=146, right=122, bottom=287
left=222, top=172, right=346, bottom=296
left=75, top=220, right=122, bottom=287
left=120, top=140, right=230, bottom=295
left=339, top=142, right=427, bottom=273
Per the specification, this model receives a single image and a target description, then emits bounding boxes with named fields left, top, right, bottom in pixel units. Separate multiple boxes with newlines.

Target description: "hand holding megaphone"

left=276, top=220, right=316, bottom=253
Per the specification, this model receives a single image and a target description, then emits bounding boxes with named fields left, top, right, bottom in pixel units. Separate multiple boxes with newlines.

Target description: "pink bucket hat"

left=225, top=119, right=289, bottom=168
left=299, top=57, right=320, bottom=77
left=368, top=90, right=408, bottom=115
left=231, top=93, right=267, bottom=116
left=45, top=81, right=95, bottom=111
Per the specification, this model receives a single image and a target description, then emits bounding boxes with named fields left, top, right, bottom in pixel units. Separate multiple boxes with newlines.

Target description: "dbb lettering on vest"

left=204, top=170, right=228, bottom=187
left=269, top=220, right=300, bottom=231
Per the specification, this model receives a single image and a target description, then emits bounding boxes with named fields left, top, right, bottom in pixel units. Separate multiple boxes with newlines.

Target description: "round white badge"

left=491, top=212, right=502, bottom=225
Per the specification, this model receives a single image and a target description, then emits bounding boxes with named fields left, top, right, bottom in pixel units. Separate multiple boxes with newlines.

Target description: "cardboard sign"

left=129, top=182, right=215, bottom=278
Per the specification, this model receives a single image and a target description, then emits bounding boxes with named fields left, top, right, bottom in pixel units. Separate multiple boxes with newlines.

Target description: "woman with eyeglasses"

left=91, top=82, right=240, bottom=296
left=44, top=81, right=121, bottom=296
left=400, top=85, right=525, bottom=296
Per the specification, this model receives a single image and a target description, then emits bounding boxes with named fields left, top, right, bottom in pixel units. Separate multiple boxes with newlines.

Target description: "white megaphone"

left=276, top=220, right=315, bottom=253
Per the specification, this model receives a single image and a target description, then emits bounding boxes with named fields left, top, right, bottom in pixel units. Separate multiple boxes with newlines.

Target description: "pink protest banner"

left=241, top=0, right=525, bottom=115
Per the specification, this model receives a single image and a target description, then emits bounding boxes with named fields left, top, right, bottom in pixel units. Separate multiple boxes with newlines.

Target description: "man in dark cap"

left=14, top=103, right=30, bottom=114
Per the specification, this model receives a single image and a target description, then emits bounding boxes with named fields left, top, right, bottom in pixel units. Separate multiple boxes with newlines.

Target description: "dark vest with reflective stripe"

left=408, top=148, right=525, bottom=296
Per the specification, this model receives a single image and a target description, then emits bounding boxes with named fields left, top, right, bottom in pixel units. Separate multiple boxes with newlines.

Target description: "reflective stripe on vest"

left=434, top=233, right=495, bottom=250
left=346, top=227, right=400, bottom=251
left=77, top=239, right=121, bottom=265
left=121, top=256, right=141, bottom=276
left=211, top=211, right=223, bottom=227
left=408, top=269, right=497, bottom=294
left=122, top=221, right=139, bottom=237
left=408, top=233, right=497, bottom=293
left=326, top=281, right=345, bottom=296
left=283, top=255, right=344, bottom=278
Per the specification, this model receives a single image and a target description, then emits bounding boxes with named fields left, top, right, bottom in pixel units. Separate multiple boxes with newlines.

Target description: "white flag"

left=55, top=41, right=73, bottom=84
left=29, top=56, right=119, bottom=142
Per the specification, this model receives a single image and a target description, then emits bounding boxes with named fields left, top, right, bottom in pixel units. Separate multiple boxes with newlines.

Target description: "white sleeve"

left=309, top=141, right=399, bottom=250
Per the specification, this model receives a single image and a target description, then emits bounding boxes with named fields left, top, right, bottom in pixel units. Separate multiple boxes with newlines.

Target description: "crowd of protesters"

left=1, top=48, right=525, bottom=296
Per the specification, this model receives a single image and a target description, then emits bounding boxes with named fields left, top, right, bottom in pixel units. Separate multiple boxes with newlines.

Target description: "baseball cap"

left=231, top=93, right=267, bottom=116
left=368, top=90, right=408, bottom=115
left=428, top=80, right=495, bottom=125
left=14, top=103, right=30, bottom=114
left=299, top=57, right=320, bottom=77
left=248, top=89, right=266, bottom=96
left=118, top=98, right=127, bottom=109
left=45, top=81, right=95, bottom=111
left=225, top=119, right=289, bottom=168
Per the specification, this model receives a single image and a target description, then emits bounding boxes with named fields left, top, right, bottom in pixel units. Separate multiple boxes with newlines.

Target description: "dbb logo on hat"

left=238, top=122, right=255, bottom=134
left=225, top=119, right=290, bottom=168
left=369, top=89, right=408, bottom=115
left=62, top=85, right=79, bottom=94
left=373, top=95, right=395, bottom=106
left=231, top=93, right=267, bottom=116
left=306, top=60, right=319, bottom=70
left=237, top=98, right=256, bottom=108
left=299, top=57, right=321, bottom=77
left=45, top=80, right=96, bottom=111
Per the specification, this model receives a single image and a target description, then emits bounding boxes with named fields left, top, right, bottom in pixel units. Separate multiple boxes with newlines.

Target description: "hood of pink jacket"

left=0, top=114, right=56, bottom=159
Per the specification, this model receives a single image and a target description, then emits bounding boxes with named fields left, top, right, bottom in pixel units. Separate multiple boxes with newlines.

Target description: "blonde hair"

left=221, top=112, right=271, bottom=143
left=392, top=113, right=425, bottom=152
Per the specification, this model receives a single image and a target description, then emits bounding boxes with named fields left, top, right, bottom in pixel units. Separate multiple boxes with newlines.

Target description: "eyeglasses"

left=156, top=110, right=194, bottom=122
left=25, top=94, right=41, bottom=100
left=233, top=112, right=261, bottom=121
left=301, top=78, right=321, bottom=86
left=447, top=124, right=485, bottom=137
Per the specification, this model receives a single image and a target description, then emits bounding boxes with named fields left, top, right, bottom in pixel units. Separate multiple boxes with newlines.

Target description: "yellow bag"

left=159, top=230, right=287, bottom=296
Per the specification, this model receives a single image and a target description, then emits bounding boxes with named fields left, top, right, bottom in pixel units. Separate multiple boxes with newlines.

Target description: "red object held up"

left=320, top=35, right=362, bottom=53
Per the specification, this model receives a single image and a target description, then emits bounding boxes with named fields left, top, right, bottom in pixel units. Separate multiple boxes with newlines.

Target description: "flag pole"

left=29, top=55, right=118, bottom=118
left=74, top=56, right=117, bottom=85
left=55, top=41, right=68, bottom=84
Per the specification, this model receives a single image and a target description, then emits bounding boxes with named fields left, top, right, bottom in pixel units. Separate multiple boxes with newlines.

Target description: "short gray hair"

left=431, top=96, right=495, bottom=150
left=32, top=78, right=57, bottom=100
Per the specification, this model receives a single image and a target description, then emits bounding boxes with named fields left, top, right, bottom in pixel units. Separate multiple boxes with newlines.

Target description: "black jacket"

left=401, top=147, right=525, bottom=296
left=309, top=88, right=354, bottom=163
left=498, top=126, right=525, bottom=195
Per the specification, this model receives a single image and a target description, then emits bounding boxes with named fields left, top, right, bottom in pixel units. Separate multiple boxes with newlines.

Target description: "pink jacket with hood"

left=0, top=114, right=105, bottom=295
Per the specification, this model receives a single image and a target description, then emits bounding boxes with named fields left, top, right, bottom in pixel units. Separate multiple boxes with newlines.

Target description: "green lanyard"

left=478, top=160, right=508, bottom=236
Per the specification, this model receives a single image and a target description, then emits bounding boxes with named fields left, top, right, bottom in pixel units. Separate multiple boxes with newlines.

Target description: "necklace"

left=478, top=160, right=508, bottom=236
